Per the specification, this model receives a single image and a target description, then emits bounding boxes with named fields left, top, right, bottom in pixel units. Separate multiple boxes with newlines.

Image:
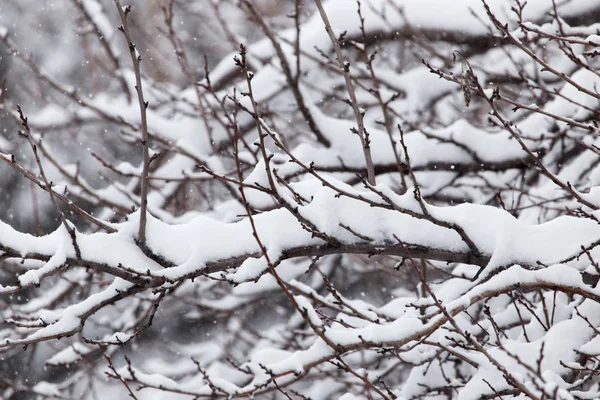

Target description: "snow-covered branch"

left=2, top=0, right=600, bottom=399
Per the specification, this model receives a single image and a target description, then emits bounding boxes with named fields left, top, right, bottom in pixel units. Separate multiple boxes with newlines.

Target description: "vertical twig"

left=114, top=1, right=151, bottom=245
left=29, top=160, right=43, bottom=236
left=313, top=0, right=376, bottom=185
left=293, top=0, right=302, bottom=87
left=355, top=1, right=406, bottom=191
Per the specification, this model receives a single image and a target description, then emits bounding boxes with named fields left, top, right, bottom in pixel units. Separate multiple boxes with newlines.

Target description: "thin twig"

left=314, top=0, right=376, bottom=185
left=114, top=1, right=151, bottom=245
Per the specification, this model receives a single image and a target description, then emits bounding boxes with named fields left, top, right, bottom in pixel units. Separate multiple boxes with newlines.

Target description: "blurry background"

left=0, top=0, right=297, bottom=232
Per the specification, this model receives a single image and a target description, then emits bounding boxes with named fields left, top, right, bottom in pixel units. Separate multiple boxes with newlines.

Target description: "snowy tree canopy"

left=1, top=0, right=600, bottom=399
